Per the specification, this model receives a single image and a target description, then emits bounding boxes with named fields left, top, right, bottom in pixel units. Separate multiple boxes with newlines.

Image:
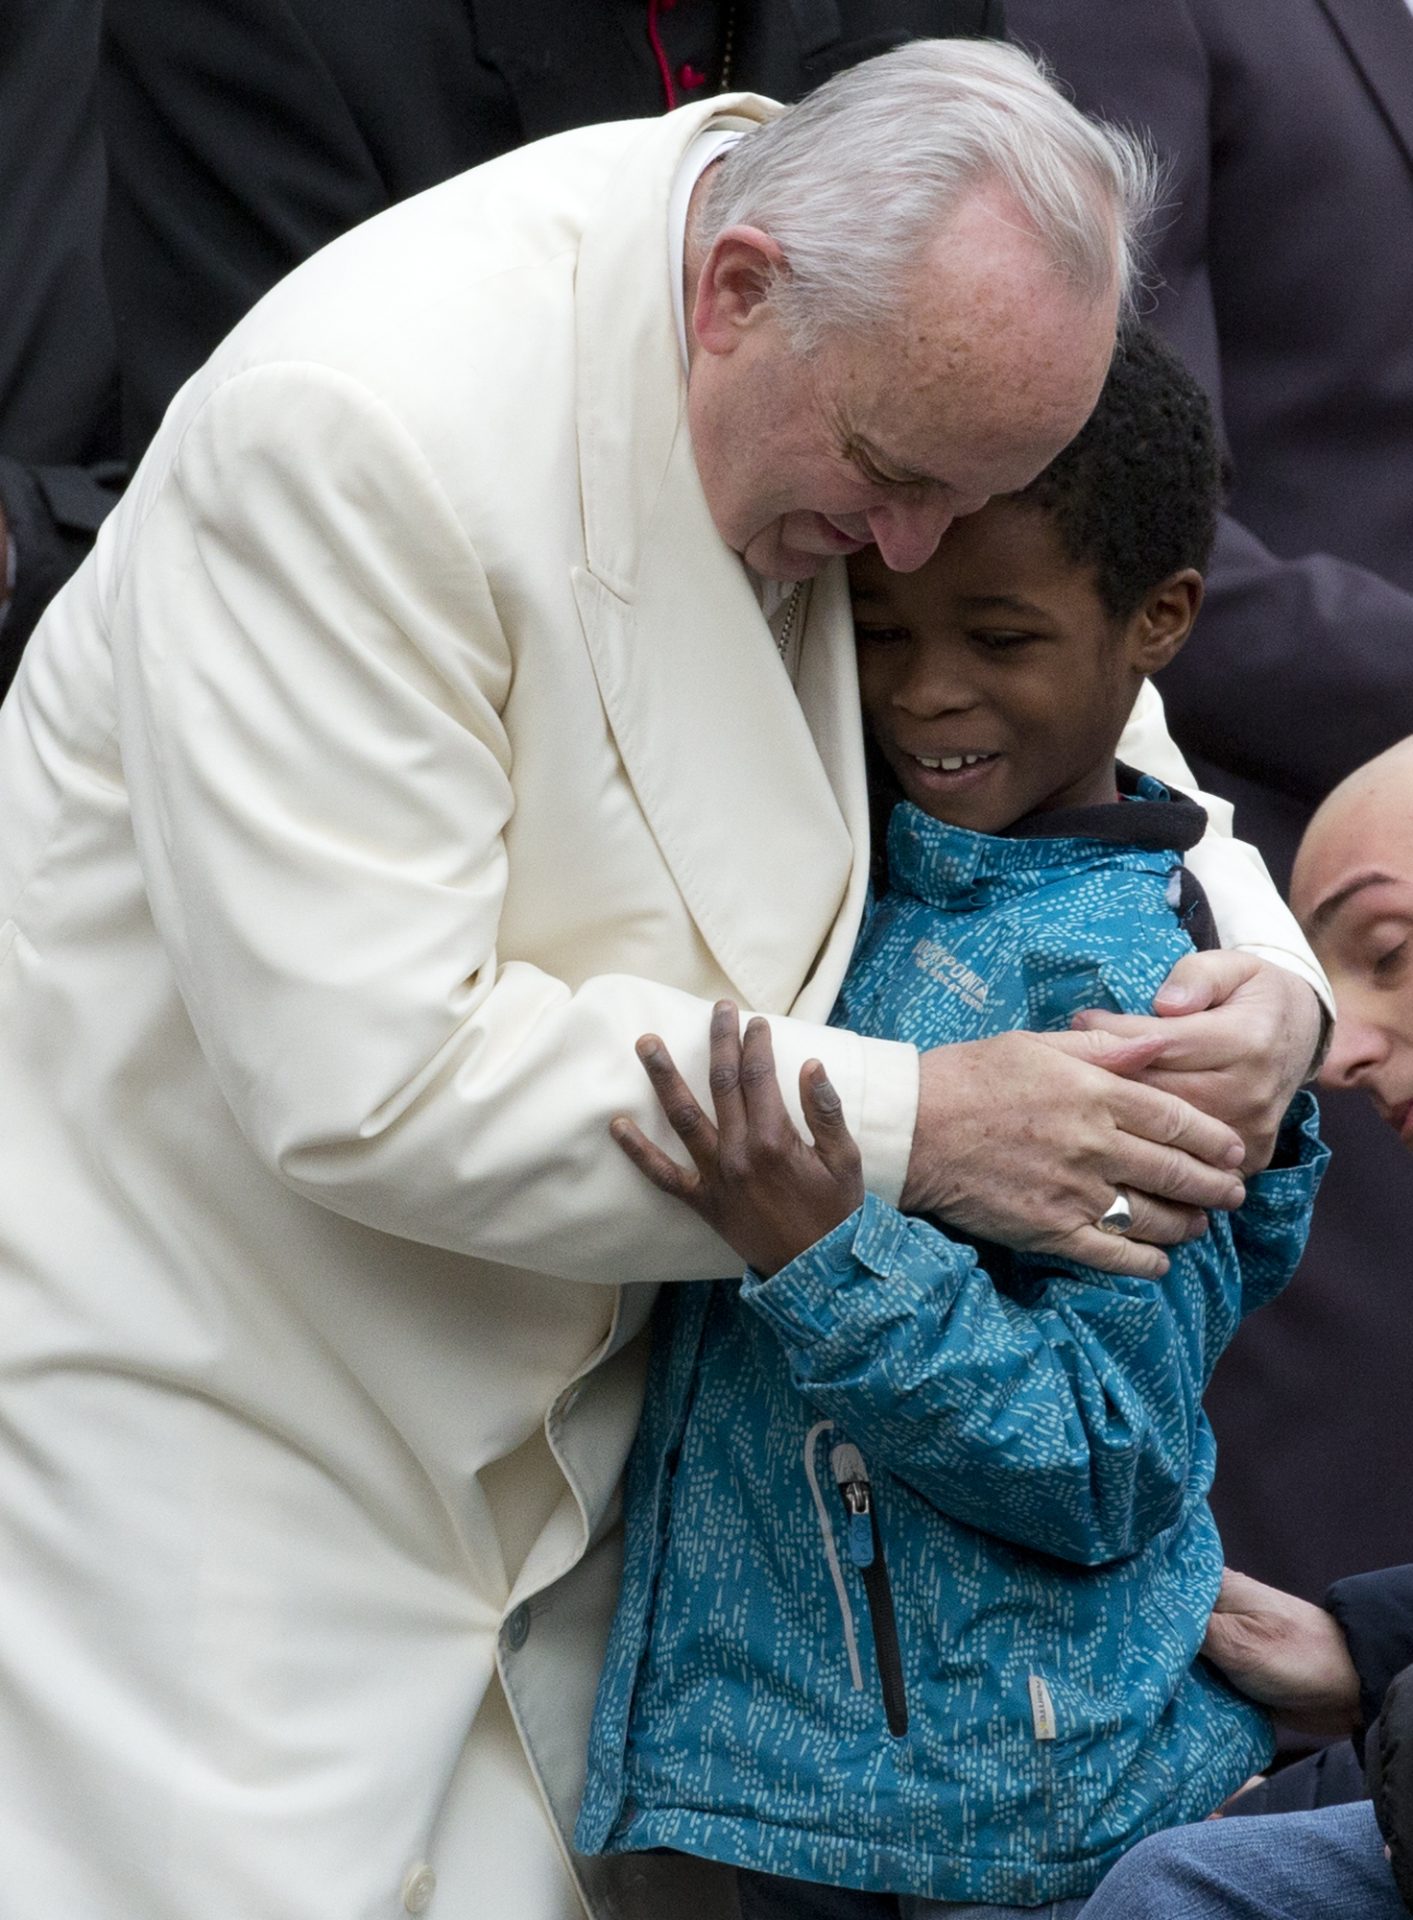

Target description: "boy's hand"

left=611, top=1000, right=865, bottom=1276
left=1071, top=952, right=1323, bottom=1172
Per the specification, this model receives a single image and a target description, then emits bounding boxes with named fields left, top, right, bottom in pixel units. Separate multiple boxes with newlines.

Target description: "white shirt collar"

left=668, top=124, right=747, bottom=366
left=668, top=121, right=797, bottom=620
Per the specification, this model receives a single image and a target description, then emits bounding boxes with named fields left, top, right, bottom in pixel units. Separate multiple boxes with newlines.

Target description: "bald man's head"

left=1292, top=737, right=1413, bottom=1143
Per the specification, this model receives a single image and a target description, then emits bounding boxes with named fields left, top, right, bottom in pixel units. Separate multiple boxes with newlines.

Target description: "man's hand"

left=610, top=1001, right=865, bottom=1275
left=1202, top=1567, right=1363, bottom=1737
left=1072, top=951, right=1324, bottom=1173
left=901, top=1026, right=1247, bottom=1280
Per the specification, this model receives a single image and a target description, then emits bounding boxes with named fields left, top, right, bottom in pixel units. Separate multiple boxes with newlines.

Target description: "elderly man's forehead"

left=819, top=230, right=1115, bottom=481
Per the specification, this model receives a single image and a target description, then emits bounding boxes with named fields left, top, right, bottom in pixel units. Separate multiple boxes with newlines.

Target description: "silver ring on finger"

left=1095, top=1187, right=1134, bottom=1235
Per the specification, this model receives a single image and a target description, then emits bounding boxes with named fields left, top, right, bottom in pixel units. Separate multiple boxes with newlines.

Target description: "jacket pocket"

left=832, top=1440, right=910, bottom=1738
left=802, top=1419, right=909, bottom=1737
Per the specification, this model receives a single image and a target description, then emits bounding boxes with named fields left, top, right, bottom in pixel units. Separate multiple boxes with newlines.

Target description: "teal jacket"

left=577, top=779, right=1328, bottom=1902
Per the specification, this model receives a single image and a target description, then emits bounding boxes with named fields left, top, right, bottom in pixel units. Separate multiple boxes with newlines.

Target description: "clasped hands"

left=612, top=949, right=1322, bottom=1279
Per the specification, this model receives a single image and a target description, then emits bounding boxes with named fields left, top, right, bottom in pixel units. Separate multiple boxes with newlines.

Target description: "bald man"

left=1076, top=739, right=1413, bottom=1918
left=1293, top=737, right=1413, bottom=1121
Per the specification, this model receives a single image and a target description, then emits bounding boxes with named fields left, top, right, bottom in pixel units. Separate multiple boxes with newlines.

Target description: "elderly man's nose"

left=865, top=500, right=955, bottom=573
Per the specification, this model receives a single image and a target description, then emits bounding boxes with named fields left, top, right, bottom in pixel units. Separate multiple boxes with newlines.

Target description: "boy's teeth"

left=917, top=753, right=991, bottom=771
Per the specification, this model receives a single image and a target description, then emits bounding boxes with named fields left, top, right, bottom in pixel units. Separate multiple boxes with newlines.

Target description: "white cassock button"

left=402, top=1863, right=437, bottom=1913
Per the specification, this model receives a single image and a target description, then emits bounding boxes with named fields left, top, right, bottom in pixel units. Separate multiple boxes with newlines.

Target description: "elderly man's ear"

left=692, top=227, right=790, bottom=356
left=1125, top=567, right=1205, bottom=675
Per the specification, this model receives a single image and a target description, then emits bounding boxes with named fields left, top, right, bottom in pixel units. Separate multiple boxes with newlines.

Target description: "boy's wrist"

left=736, top=1190, right=866, bottom=1279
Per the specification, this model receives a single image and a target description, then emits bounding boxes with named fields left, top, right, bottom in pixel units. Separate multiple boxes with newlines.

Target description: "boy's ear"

left=1127, top=568, right=1204, bottom=674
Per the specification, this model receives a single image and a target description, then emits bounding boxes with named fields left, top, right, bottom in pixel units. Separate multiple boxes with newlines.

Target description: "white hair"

left=697, top=39, right=1157, bottom=351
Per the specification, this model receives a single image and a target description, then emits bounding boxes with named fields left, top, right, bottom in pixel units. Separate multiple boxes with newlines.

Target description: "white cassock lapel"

left=570, top=99, right=869, bottom=1016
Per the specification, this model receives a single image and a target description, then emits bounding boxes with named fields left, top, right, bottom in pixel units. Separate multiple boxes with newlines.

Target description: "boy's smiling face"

left=850, top=498, right=1196, bottom=836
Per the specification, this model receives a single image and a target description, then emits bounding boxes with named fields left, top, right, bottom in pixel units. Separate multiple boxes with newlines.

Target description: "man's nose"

left=1317, top=1007, right=1388, bottom=1093
left=865, top=497, right=958, bottom=573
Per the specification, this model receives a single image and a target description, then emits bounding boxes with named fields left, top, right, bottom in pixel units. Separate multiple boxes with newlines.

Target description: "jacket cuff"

left=742, top=1191, right=957, bottom=1349
left=1327, top=1565, right=1413, bottom=1735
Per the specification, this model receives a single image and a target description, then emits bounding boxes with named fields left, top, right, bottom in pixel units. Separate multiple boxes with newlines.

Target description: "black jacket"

left=100, top=0, right=1003, bottom=464
left=1330, top=1566, right=1413, bottom=1745
left=0, top=0, right=123, bottom=691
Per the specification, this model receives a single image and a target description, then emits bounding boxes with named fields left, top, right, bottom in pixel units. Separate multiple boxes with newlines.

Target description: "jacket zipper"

left=831, top=1441, right=909, bottom=1738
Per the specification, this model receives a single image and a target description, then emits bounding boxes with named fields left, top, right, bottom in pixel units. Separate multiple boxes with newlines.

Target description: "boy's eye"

left=970, top=629, right=1037, bottom=653
left=854, top=623, right=911, bottom=647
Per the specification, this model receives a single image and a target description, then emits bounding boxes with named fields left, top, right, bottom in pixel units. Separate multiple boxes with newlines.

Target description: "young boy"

left=574, top=327, right=1328, bottom=1914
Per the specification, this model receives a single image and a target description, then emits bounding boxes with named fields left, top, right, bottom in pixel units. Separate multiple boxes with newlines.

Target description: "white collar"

left=667, top=121, right=797, bottom=619
left=668, top=123, right=747, bottom=367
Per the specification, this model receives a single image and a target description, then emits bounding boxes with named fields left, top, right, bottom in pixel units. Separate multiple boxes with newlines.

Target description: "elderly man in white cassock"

left=0, top=39, right=1326, bottom=1920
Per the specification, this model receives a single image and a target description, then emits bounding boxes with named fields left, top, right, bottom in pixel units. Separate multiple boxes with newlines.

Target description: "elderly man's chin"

left=742, top=511, right=872, bottom=581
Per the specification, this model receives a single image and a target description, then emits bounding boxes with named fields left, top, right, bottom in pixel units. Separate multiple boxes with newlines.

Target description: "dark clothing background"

left=1007, top=0, right=1413, bottom=1605
left=0, top=0, right=1000, bottom=692
left=99, top=0, right=1003, bottom=465
left=0, top=0, right=123, bottom=689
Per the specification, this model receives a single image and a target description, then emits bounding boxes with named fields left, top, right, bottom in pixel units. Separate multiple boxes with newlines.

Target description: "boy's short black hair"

left=1012, top=321, right=1223, bottom=620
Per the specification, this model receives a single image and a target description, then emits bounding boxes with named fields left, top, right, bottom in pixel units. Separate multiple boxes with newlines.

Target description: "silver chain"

left=776, top=581, right=804, bottom=658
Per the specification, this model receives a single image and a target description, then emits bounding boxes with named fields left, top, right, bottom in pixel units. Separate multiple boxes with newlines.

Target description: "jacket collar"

left=569, top=99, right=870, bottom=1015
left=885, top=768, right=1205, bottom=912
left=1007, top=764, right=1207, bottom=849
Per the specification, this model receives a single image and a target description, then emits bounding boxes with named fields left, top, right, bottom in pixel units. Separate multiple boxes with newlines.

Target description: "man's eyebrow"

left=1305, top=870, right=1399, bottom=937
left=851, top=435, right=948, bottom=488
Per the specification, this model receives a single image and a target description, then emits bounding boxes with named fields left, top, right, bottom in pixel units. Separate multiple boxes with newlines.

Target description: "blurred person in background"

left=99, top=0, right=1004, bottom=462
left=0, top=0, right=123, bottom=691
left=1080, top=737, right=1413, bottom=1919
left=0, top=1, right=1003, bottom=697
left=1007, top=0, right=1413, bottom=1608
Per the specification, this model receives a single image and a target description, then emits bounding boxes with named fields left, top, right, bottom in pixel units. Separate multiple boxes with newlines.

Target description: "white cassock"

left=0, top=94, right=1324, bottom=1920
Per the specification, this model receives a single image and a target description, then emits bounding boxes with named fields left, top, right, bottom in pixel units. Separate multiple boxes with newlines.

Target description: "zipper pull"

left=830, top=1442, right=875, bottom=1568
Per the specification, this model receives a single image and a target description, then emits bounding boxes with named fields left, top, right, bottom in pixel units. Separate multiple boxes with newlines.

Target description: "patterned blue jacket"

left=577, top=777, right=1328, bottom=1903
